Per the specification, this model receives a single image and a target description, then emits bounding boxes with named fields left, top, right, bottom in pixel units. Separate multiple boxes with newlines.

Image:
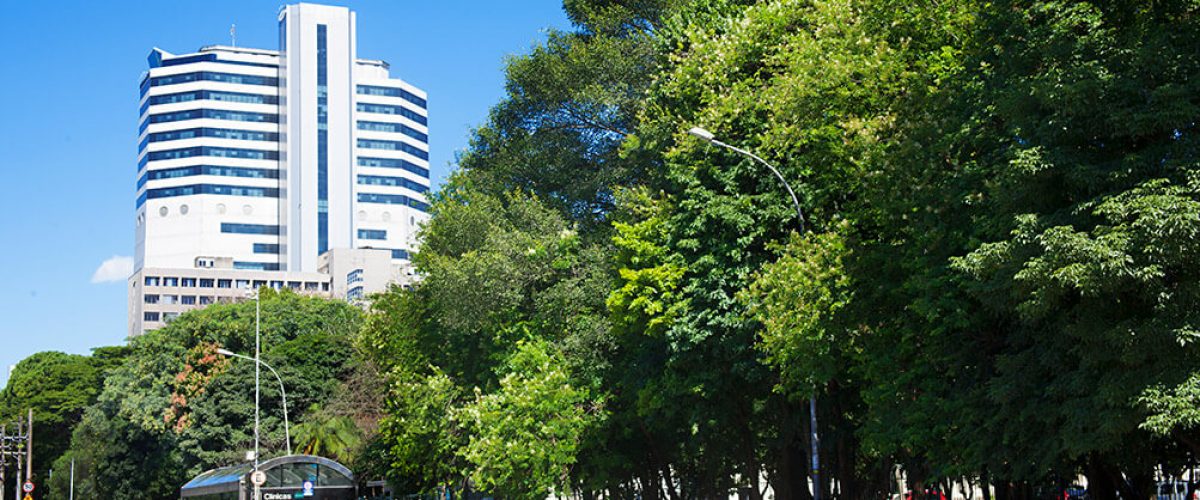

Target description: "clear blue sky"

left=0, top=1, right=571, bottom=384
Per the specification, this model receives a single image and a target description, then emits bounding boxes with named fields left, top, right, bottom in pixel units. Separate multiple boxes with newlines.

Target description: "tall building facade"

left=131, top=3, right=428, bottom=335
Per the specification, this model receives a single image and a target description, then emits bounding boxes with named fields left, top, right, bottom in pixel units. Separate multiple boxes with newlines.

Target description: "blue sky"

left=0, top=1, right=571, bottom=385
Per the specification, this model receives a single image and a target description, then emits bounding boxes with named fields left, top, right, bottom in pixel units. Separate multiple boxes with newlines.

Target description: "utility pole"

left=1, top=424, right=6, bottom=500
left=25, top=410, right=31, bottom=488
left=13, top=417, right=22, bottom=500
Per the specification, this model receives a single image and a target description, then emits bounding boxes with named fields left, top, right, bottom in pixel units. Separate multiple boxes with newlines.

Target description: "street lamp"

left=216, top=347, right=292, bottom=457
left=688, top=126, right=821, bottom=500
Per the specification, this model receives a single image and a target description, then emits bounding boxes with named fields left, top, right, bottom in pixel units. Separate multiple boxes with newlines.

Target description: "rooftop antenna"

left=230, top=24, right=237, bottom=47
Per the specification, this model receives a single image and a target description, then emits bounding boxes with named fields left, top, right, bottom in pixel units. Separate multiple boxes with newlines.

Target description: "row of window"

left=144, top=165, right=280, bottom=184
left=357, top=120, right=428, bottom=143
left=143, top=90, right=278, bottom=114
left=357, top=85, right=427, bottom=108
left=144, top=276, right=328, bottom=291
left=143, top=311, right=183, bottom=322
left=357, top=192, right=430, bottom=212
left=234, top=261, right=281, bottom=271
left=222, top=223, right=280, bottom=235
left=158, top=53, right=278, bottom=69
left=358, top=156, right=429, bottom=178
left=356, top=139, right=429, bottom=160
left=147, top=127, right=278, bottom=144
left=253, top=243, right=280, bottom=254
left=357, top=229, right=387, bottom=240
left=356, top=103, right=428, bottom=126
left=143, top=146, right=278, bottom=168
left=141, top=184, right=278, bottom=207
left=147, top=71, right=278, bottom=89
left=141, top=109, right=278, bottom=134
left=357, top=174, right=429, bottom=193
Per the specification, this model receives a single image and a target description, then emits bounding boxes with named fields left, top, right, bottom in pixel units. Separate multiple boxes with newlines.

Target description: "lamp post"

left=688, top=126, right=821, bottom=500
left=216, top=348, right=292, bottom=456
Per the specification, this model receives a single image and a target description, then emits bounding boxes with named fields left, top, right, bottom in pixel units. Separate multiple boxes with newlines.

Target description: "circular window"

left=243, top=205, right=253, bottom=215
left=382, top=211, right=391, bottom=222
left=159, top=206, right=168, bottom=217
left=357, top=210, right=367, bottom=221
left=217, top=203, right=227, bottom=214
left=179, top=204, right=189, bottom=215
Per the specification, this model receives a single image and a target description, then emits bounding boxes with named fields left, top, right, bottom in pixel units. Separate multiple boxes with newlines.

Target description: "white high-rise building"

left=130, top=3, right=429, bottom=336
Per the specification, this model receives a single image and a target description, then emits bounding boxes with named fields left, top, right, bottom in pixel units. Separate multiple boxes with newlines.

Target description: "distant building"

left=130, top=3, right=429, bottom=337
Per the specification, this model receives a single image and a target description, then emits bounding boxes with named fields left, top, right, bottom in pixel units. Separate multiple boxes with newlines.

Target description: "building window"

left=269, top=281, right=284, bottom=290
left=222, top=223, right=281, bottom=235
left=144, top=276, right=160, bottom=286
left=218, top=279, right=233, bottom=289
left=253, top=243, right=280, bottom=254
left=162, top=277, right=179, bottom=287
left=253, top=280, right=268, bottom=289
left=199, top=279, right=214, bottom=288
left=355, top=102, right=428, bottom=126
left=144, top=312, right=160, bottom=322
left=304, top=282, right=319, bottom=291
left=347, top=286, right=364, bottom=300
left=356, top=84, right=428, bottom=108
left=235, top=279, right=250, bottom=289
left=391, top=249, right=410, bottom=260
left=317, top=23, right=329, bottom=260
left=181, top=296, right=197, bottom=305
left=181, top=278, right=197, bottom=287
left=147, top=71, right=278, bottom=88
left=288, top=281, right=301, bottom=290
left=347, top=269, right=364, bottom=285
left=357, top=193, right=430, bottom=212
left=356, top=175, right=429, bottom=193
left=357, top=229, right=387, bottom=240
left=322, top=283, right=330, bottom=292
left=235, top=262, right=281, bottom=271
left=163, top=312, right=181, bottom=323
left=355, top=139, right=429, bottom=160
left=199, top=296, right=214, bottom=305
left=146, top=126, right=280, bottom=144
left=161, top=295, right=179, bottom=305
left=140, top=185, right=280, bottom=207
left=356, top=120, right=428, bottom=142
left=144, top=294, right=160, bottom=304
left=357, top=157, right=429, bottom=178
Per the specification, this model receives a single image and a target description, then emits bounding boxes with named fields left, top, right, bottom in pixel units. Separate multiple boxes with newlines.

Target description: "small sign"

left=250, top=470, right=267, bottom=486
left=302, top=479, right=314, bottom=496
left=22, top=481, right=33, bottom=493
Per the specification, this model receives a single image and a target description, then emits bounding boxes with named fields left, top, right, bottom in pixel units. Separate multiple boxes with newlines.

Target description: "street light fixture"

left=216, top=347, right=292, bottom=457
left=688, top=126, right=821, bottom=500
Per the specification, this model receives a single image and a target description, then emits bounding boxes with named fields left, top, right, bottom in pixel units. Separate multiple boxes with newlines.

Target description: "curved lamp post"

left=216, top=348, right=292, bottom=456
left=688, top=126, right=821, bottom=500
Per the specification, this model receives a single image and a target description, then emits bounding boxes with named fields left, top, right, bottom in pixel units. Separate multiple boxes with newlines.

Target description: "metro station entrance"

left=180, top=454, right=356, bottom=500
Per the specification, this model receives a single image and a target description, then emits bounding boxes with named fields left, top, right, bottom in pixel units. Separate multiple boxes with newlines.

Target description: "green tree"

left=60, top=290, right=363, bottom=499
left=459, top=340, right=599, bottom=500
left=0, top=346, right=131, bottom=499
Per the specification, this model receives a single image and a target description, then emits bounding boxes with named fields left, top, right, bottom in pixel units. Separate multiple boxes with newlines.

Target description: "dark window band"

left=357, top=121, right=428, bottom=143
left=356, top=139, right=429, bottom=160
left=357, top=157, right=429, bottom=178
left=357, top=85, right=427, bottom=108
left=357, top=174, right=429, bottom=193
left=147, top=128, right=279, bottom=144
left=357, top=192, right=430, bottom=212
left=356, top=103, right=427, bottom=126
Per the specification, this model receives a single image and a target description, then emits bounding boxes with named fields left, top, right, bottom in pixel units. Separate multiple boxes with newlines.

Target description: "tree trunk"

left=1085, top=457, right=1119, bottom=500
